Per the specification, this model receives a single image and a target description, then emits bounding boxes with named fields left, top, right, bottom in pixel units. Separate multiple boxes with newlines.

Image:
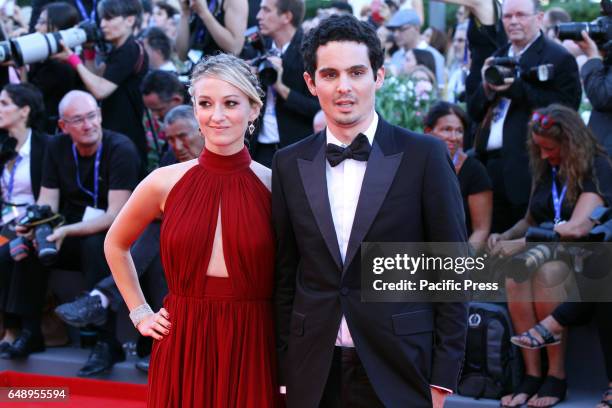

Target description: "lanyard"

left=551, top=167, right=567, bottom=224
left=2, top=155, right=22, bottom=203
left=75, top=0, right=96, bottom=22
left=452, top=149, right=460, bottom=166
left=72, top=143, right=102, bottom=208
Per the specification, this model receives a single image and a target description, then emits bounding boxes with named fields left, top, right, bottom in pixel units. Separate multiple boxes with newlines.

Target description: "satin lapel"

left=342, top=134, right=403, bottom=276
left=298, top=139, right=343, bottom=270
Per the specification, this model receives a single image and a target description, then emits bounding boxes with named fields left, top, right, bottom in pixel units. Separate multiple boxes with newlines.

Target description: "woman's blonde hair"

left=189, top=53, right=264, bottom=108
left=527, top=103, right=609, bottom=205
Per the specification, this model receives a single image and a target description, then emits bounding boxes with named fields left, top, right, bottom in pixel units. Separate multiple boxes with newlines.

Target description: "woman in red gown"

left=104, top=54, right=278, bottom=407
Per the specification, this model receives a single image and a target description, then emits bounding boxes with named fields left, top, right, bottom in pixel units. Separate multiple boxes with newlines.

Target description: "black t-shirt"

left=41, top=130, right=141, bottom=223
left=457, top=156, right=492, bottom=235
left=101, top=36, right=148, bottom=159
left=529, top=155, right=612, bottom=225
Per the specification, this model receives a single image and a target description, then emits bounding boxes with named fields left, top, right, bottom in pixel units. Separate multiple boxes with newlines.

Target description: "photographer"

left=487, top=104, right=612, bottom=408
left=16, top=90, right=141, bottom=376
left=54, top=0, right=149, bottom=162
left=175, top=0, right=248, bottom=60
left=251, top=0, right=319, bottom=167
left=470, top=0, right=581, bottom=234
left=0, top=84, right=47, bottom=359
left=27, top=2, right=84, bottom=135
left=575, top=30, right=612, bottom=157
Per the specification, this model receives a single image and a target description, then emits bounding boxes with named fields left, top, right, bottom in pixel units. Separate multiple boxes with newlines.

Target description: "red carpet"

left=0, top=371, right=146, bottom=407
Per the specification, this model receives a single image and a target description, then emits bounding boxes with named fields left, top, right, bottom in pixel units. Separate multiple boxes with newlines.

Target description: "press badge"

left=82, top=206, right=105, bottom=222
left=2, top=205, right=20, bottom=225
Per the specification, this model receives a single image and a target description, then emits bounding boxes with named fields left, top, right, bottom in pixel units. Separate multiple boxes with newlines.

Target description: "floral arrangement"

left=375, top=74, right=435, bottom=133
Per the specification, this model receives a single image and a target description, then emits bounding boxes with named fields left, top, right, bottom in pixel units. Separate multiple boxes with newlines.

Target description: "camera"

left=0, top=21, right=103, bottom=66
left=8, top=204, right=64, bottom=266
left=244, top=26, right=278, bottom=88
left=555, top=0, right=612, bottom=57
left=484, top=57, right=555, bottom=86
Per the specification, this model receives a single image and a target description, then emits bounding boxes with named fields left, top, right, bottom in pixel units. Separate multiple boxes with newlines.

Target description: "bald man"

left=14, top=90, right=141, bottom=377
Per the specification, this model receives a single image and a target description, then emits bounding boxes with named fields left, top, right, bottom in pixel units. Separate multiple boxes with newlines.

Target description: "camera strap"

left=2, top=155, right=22, bottom=203
left=75, top=0, right=96, bottom=23
left=72, top=142, right=102, bottom=209
left=551, top=167, right=567, bottom=224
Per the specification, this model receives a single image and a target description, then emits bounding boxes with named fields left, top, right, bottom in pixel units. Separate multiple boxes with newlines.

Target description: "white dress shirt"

left=1, top=130, right=34, bottom=212
left=326, top=113, right=378, bottom=348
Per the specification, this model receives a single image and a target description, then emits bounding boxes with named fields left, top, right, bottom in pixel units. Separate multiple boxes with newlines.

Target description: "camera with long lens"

left=555, top=0, right=612, bottom=61
left=484, top=57, right=555, bottom=86
left=502, top=222, right=559, bottom=282
left=244, top=26, right=279, bottom=88
left=8, top=205, right=64, bottom=266
left=0, top=21, right=103, bottom=66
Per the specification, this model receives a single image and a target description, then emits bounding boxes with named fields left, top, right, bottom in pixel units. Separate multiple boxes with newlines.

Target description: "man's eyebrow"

left=318, top=65, right=369, bottom=72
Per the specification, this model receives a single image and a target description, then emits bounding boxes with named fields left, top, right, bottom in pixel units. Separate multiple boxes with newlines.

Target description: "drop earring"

left=248, top=122, right=255, bottom=135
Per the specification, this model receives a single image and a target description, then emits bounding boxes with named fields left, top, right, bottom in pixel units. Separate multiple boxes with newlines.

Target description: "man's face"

left=143, top=92, right=182, bottom=121
left=257, top=0, right=290, bottom=36
left=391, top=24, right=419, bottom=49
left=502, top=0, right=542, bottom=48
left=59, top=97, right=103, bottom=149
left=100, top=15, right=135, bottom=44
left=164, top=119, right=204, bottom=162
left=303, top=41, right=384, bottom=134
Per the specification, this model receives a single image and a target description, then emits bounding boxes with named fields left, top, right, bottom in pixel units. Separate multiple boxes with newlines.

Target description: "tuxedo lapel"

left=298, top=133, right=343, bottom=270
left=343, top=121, right=403, bottom=276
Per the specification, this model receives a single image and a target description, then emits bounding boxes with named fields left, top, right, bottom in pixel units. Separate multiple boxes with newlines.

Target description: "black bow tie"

left=326, top=133, right=371, bottom=167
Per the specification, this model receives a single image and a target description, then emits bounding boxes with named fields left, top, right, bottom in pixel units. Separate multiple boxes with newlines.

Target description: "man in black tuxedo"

left=251, top=0, right=320, bottom=167
left=272, top=15, right=468, bottom=408
left=469, top=0, right=581, bottom=233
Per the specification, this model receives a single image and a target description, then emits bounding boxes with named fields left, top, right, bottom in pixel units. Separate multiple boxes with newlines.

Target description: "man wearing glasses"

left=469, top=0, right=581, bottom=234
left=21, top=90, right=141, bottom=377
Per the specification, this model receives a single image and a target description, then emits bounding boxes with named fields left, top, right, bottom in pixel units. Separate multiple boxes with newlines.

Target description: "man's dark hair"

left=276, top=0, right=305, bottom=28
left=301, top=14, right=384, bottom=80
left=141, top=70, right=186, bottom=102
left=545, top=7, right=570, bottom=25
left=98, top=0, right=142, bottom=22
left=43, top=2, right=79, bottom=31
left=328, top=1, right=353, bottom=14
left=143, top=27, right=172, bottom=60
left=3, top=83, right=46, bottom=131
left=156, top=1, right=178, bottom=18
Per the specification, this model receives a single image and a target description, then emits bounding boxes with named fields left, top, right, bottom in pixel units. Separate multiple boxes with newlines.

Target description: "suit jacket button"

left=340, top=287, right=349, bottom=296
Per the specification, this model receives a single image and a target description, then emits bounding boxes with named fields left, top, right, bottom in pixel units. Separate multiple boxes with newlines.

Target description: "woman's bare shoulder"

left=250, top=161, right=271, bottom=192
left=143, top=160, right=199, bottom=209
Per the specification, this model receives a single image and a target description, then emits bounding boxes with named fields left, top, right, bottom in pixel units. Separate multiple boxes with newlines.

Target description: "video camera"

left=556, top=0, right=612, bottom=61
left=0, top=21, right=103, bottom=66
left=244, top=26, right=279, bottom=88
left=484, top=57, right=555, bottom=86
left=9, top=204, right=64, bottom=266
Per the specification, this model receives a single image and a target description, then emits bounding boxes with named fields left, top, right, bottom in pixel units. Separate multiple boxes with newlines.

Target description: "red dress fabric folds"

left=147, top=147, right=278, bottom=407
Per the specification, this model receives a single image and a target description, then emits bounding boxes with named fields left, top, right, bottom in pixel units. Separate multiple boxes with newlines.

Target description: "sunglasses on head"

left=531, top=112, right=555, bottom=130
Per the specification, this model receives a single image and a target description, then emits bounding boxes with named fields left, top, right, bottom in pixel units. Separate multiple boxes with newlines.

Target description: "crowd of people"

left=0, top=0, right=610, bottom=407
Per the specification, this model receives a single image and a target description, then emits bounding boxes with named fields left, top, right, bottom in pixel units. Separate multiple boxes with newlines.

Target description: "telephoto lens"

left=34, top=223, right=59, bottom=266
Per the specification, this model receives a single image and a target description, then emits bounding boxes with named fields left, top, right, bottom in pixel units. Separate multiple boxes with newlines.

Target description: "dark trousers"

left=319, top=347, right=384, bottom=408
left=553, top=302, right=612, bottom=381
left=484, top=155, right=528, bottom=233
left=253, top=142, right=278, bottom=169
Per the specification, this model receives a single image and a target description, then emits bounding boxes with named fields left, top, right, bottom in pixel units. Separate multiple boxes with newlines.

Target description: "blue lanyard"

left=452, top=149, right=460, bottom=166
left=551, top=167, right=567, bottom=224
left=3, top=155, right=22, bottom=203
left=72, top=143, right=102, bottom=208
left=75, top=0, right=96, bottom=22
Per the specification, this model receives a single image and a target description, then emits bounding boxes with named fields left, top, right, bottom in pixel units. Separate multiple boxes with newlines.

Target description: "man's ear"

left=303, top=71, right=317, bottom=96
left=375, top=66, right=385, bottom=90
left=126, top=15, right=137, bottom=30
left=58, top=119, right=67, bottom=134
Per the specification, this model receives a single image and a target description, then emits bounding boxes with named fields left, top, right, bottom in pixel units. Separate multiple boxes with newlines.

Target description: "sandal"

left=528, top=376, right=567, bottom=408
left=510, top=323, right=561, bottom=349
left=597, top=387, right=612, bottom=407
left=500, top=375, right=543, bottom=407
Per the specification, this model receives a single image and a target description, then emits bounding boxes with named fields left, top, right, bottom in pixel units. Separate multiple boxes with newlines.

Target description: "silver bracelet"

left=129, top=303, right=154, bottom=328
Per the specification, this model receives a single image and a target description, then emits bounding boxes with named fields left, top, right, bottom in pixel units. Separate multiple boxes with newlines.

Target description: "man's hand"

left=574, top=30, right=601, bottom=60
left=51, top=40, right=74, bottom=62
left=179, top=0, right=190, bottom=13
left=46, top=225, right=71, bottom=251
left=190, top=0, right=210, bottom=18
left=268, top=56, right=290, bottom=99
left=430, top=387, right=448, bottom=408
